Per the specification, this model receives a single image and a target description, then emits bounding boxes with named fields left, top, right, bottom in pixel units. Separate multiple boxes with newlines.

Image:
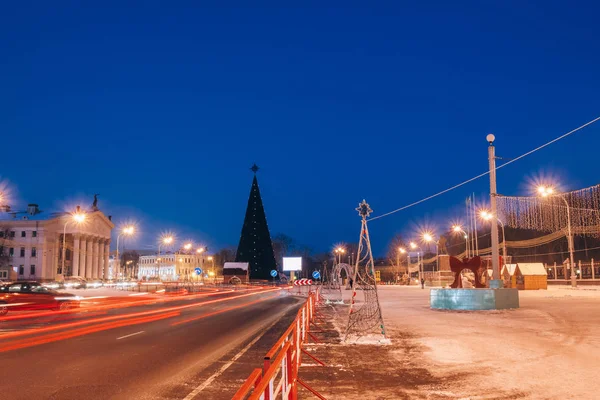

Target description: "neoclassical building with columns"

left=0, top=203, right=114, bottom=281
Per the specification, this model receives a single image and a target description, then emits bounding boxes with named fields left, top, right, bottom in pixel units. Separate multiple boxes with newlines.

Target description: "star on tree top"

left=356, top=199, right=373, bottom=218
left=250, top=163, right=260, bottom=173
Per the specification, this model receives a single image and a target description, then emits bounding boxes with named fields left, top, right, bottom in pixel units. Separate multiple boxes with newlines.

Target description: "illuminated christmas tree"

left=235, top=164, right=277, bottom=280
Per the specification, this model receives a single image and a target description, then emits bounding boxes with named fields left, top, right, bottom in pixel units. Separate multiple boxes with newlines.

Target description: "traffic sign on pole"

left=195, top=267, right=202, bottom=275
left=312, top=270, right=321, bottom=280
left=270, top=270, right=278, bottom=278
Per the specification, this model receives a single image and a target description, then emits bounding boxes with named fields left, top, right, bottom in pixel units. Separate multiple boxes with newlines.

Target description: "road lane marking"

left=116, top=331, right=145, bottom=340
left=170, top=297, right=272, bottom=326
left=181, top=317, right=280, bottom=400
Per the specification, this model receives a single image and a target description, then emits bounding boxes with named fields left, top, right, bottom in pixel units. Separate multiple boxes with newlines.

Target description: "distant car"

left=0, top=281, right=80, bottom=315
left=64, top=276, right=87, bottom=289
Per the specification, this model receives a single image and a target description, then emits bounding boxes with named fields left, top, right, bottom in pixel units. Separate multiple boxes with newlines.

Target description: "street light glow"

left=196, top=247, right=205, bottom=254
left=399, top=247, right=406, bottom=254
left=207, top=256, right=213, bottom=261
left=184, top=243, right=192, bottom=250
left=409, top=242, right=417, bottom=250
left=335, top=247, right=346, bottom=254
left=479, top=210, right=492, bottom=220
left=422, top=232, right=434, bottom=243
left=122, top=225, right=135, bottom=235
left=73, top=213, right=86, bottom=223
left=162, top=236, right=174, bottom=245
left=537, top=185, right=555, bottom=197
left=452, top=225, right=462, bottom=233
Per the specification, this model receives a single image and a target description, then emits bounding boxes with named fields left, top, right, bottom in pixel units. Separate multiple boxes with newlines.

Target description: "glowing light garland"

left=497, top=185, right=600, bottom=236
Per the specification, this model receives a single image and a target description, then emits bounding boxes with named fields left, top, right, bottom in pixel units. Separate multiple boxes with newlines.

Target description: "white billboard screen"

left=283, top=257, right=302, bottom=271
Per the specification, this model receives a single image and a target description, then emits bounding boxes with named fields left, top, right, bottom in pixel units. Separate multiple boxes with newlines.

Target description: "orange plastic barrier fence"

left=232, top=291, right=317, bottom=400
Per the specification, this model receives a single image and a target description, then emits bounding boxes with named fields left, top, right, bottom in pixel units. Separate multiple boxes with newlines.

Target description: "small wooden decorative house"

left=502, top=264, right=517, bottom=288
left=514, top=263, right=548, bottom=290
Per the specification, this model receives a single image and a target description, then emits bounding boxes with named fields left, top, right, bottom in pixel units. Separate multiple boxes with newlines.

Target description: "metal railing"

left=547, top=259, right=600, bottom=281
left=232, top=291, right=322, bottom=400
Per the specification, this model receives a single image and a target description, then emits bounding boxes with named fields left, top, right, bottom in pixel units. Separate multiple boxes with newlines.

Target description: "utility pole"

left=487, top=134, right=501, bottom=286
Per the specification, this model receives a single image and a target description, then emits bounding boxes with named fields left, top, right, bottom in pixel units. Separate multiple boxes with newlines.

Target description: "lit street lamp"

left=480, top=211, right=507, bottom=262
left=538, top=185, right=577, bottom=287
left=422, top=232, right=439, bottom=278
left=62, top=206, right=86, bottom=277
left=452, top=225, right=470, bottom=258
left=116, top=225, right=135, bottom=280
left=334, top=247, right=346, bottom=264
left=398, top=247, right=409, bottom=282
left=409, top=241, right=423, bottom=286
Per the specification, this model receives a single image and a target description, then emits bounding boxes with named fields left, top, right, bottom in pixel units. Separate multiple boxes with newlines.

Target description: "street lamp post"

left=487, top=134, right=502, bottom=286
left=399, top=247, right=407, bottom=283
left=116, top=226, right=135, bottom=281
left=61, top=206, right=86, bottom=278
left=196, top=247, right=205, bottom=282
left=422, top=233, right=439, bottom=280
left=538, top=185, right=577, bottom=287
left=208, top=256, right=215, bottom=284
left=409, top=242, right=423, bottom=286
left=452, top=225, right=470, bottom=258
left=396, top=247, right=401, bottom=282
left=334, top=247, right=345, bottom=264
left=158, top=235, right=174, bottom=280
left=480, top=211, right=507, bottom=262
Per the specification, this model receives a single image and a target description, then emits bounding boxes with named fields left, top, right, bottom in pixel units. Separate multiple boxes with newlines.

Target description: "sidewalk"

left=299, top=286, right=600, bottom=399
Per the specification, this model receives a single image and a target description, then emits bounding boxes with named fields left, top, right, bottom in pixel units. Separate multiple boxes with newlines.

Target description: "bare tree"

left=0, top=227, right=12, bottom=270
left=386, top=233, right=408, bottom=267
left=121, top=250, right=140, bottom=279
left=272, top=233, right=294, bottom=266
left=214, top=247, right=236, bottom=268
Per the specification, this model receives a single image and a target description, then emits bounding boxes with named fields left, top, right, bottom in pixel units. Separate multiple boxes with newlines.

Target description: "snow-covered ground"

left=303, top=286, right=600, bottom=399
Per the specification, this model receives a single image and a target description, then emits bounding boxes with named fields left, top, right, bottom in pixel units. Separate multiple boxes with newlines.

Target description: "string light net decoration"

left=345, top=200, right=386, bottom=341
left=497, top=184, right=600, bottom=237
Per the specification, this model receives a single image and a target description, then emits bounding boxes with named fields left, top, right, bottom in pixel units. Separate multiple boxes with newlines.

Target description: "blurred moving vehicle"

left=85, top=279, right=104, bottom=289
left=0, top=281, right=81, bottom=315
left=64, top=276, right=87, bottom=289
left=42, top=281, right=64, bottom=290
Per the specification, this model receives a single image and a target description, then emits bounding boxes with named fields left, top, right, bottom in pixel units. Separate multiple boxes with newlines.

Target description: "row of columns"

left=71, top=234, right=110, bottom=280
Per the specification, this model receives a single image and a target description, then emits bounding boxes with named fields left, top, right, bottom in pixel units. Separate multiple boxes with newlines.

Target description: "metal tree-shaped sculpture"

left=345, top=200, right=386, bottom=340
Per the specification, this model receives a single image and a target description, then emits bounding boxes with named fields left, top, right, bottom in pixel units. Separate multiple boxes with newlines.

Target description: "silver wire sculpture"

left=345, top=200, right=386, bottom=340
left=321, top=262, right=352, bottom=303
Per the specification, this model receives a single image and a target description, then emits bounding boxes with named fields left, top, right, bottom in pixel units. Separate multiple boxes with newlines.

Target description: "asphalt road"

left=0, top=287, right=303, bottom=400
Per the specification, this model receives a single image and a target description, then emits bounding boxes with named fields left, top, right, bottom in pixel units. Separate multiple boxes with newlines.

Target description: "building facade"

left=138, top=253, right=208, bottom=281
left=0, top=204, right=114, bottom=281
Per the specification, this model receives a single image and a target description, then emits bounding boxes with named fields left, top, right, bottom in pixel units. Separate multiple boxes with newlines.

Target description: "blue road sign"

left=195, top=267, right=202, bottom=275
left=312, top=270, right=321, bottom=280
left=270, top=270, right=278, bottom=278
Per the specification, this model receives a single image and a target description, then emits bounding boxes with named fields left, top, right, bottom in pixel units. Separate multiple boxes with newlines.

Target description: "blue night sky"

left=1, top=1, right=599, bottom=255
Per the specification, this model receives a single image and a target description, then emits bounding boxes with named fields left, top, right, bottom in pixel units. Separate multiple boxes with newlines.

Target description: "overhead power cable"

left=368, top=115, right=600, bottom=222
